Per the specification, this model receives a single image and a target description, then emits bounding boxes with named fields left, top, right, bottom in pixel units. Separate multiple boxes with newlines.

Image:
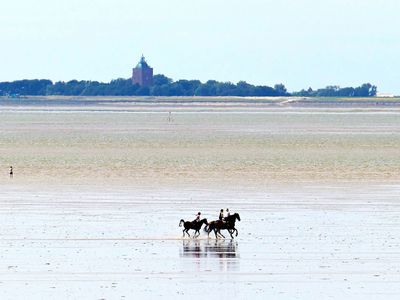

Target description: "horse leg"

left=218, top=230, right=225, bottom=239
left=213, top=229, right=218, bottom=239
left=185, top=229, right=189, bottom=237
left=229, top=229, right=234, bottom=239
left=228, top=228, right=238, bottom=237
left=184, top=229, right=191, bottom=238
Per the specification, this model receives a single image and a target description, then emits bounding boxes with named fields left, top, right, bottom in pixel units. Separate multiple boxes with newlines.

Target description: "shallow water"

left=1, top=184, right=400, bottom=299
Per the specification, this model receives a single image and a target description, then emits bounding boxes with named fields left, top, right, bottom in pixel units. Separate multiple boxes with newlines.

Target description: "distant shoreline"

left=1, top=96, right=400, bottom=109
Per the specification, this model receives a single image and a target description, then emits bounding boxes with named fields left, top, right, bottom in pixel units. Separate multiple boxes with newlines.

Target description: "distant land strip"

left=0, top=76, right=378, bottom=98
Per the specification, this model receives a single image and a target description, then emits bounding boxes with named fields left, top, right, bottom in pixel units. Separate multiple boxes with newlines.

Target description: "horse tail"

left=179, top=219, right=184, bottom=227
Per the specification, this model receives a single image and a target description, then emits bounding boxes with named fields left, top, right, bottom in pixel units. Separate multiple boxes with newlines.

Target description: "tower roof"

left=135, top=55, right=151, bottom=69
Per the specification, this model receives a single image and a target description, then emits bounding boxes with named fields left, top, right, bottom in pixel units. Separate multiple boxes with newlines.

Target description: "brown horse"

left=206, top=213, right=240, bottom=239
left=179, top=218, right=208, bottom=238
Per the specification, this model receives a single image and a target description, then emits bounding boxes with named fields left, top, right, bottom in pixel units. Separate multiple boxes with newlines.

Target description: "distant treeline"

left=0, top=75, right=377, bottom=97
left=292, top=83, right=377, bottom=97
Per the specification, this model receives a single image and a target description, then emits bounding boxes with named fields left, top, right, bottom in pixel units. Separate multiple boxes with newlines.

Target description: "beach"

left=1, top=98, right=400, bottom=299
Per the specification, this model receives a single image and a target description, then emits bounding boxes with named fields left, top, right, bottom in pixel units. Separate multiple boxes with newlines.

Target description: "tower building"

left=132, top=55, right=153, bottom=86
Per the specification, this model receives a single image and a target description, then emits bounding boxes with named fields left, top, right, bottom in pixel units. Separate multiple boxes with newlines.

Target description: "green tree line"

left=292, top=84, right=377, bottom=97
left=0, top=76, right=377, bottom=97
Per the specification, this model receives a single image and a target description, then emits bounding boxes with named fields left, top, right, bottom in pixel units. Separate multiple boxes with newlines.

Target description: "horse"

left=179, top=218, right=208, bottom=238
left=205, top=213, right=241, bottom=239
left=205, top=221, right=224, bottom=239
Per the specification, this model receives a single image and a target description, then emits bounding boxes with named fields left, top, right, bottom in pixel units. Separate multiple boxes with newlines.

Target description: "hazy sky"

left=1, top=0, right=399, bottom=93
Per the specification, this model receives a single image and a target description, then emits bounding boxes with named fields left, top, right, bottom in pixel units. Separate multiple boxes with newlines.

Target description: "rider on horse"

left=219, top=209, right=224, bottom=221
left=224, top=208, right=230, bottom=222
left=193, top=212, right=201, bottom=222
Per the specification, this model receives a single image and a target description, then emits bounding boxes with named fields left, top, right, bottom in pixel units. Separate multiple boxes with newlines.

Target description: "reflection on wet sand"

left=181, top=239, right=238, bottom=258
left=180, top=240, right=239, bottom=272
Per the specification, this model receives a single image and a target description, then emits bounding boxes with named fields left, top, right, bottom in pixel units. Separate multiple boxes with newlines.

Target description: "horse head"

left=201, top=218, right=208, bottom=225
left=235, top=213, right=241, bottom=221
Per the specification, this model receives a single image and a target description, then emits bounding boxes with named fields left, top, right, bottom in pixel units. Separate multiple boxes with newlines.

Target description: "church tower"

left=132, top=55, right=153, bottom=87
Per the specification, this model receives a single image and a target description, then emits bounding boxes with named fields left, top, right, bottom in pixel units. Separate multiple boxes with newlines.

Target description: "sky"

left=1, top=0, right=399, bottom=93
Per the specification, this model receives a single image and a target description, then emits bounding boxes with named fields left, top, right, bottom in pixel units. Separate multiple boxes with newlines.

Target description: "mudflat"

left=1, top=98, right=399, bottom=299
left=1, top=98, right=400, bottom=186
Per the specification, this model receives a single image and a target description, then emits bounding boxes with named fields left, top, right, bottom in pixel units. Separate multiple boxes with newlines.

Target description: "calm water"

left=1, top=185, right=400, bottom=299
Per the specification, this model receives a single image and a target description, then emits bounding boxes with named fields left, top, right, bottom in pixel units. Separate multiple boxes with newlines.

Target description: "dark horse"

left=179, top=218, right=208, bottom=238
left=206, top=213, right=241, bottom=239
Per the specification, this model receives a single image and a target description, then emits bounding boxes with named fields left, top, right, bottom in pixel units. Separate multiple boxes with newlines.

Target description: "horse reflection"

left=181, top=239, right=207, bottom=258
left=205, top=240, right=238, bottom=258
left=180, top=239, right=238, bottom=259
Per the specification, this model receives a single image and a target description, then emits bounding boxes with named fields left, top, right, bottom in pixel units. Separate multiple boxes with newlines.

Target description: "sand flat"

left=1, top=99, right=400, bottom=299
left=1, top=107, right=400, bottom=185
left=1, top=184, right=400, bottom=299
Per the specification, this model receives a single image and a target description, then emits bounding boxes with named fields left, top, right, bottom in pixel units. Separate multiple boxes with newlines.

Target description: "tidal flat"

left=0, top=98, right=400, bottom=299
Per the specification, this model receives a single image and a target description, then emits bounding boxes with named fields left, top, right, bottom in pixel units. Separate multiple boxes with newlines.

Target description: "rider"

left=224, top=208, right=230, bottom=222
left=218, top=209, right=224, bottom=221
left=193, top=212, right=201, bottom=222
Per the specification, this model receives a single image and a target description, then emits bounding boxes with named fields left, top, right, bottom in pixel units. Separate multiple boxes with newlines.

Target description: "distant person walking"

left=9, top=166, right=13, bottom=178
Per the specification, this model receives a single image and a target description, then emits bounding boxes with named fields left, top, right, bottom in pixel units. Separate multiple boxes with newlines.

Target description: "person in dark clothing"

left=224, top=208, right=230, bottom=222
left=9, top=166, right=13, bottom=178
left=218, top=209, right=224, bottom=221
left=193, top=212, right=201, bottom=222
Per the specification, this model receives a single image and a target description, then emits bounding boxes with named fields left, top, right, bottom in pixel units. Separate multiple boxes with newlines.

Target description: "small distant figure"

left=9, top=166, right=13, bottom=178
left=218, top=209, right=224, bottom=221
left=193, top=212, right=201, bottom=222
left=168, top=111, right=173, bottom=123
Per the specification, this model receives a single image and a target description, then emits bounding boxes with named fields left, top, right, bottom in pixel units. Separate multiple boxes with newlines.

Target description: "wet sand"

left=1, top=99, right=400, bottom=299
left=1, top=184, right=400, bottom=299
